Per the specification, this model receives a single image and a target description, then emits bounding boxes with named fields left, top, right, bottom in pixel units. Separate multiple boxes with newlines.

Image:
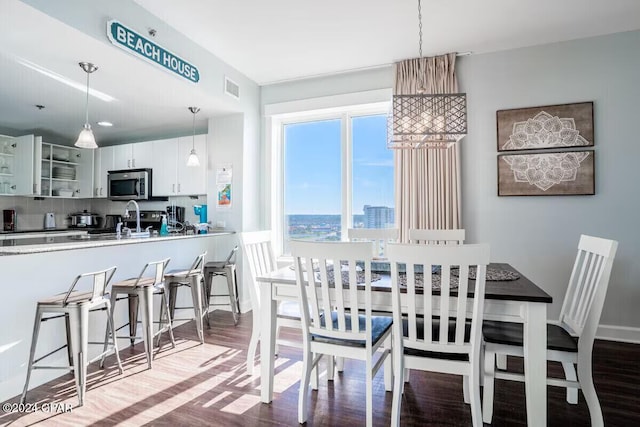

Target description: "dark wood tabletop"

left=368, top=262, right=552, bottom=304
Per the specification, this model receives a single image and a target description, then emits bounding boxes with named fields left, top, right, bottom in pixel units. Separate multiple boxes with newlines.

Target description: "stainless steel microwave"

left=107, top=169, right=152, bottom=201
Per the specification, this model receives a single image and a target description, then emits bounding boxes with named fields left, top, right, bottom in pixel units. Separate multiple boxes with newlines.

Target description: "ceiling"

left=135, top=0, right=640, bottom=85
left=1, top=0, right=639, bottom=146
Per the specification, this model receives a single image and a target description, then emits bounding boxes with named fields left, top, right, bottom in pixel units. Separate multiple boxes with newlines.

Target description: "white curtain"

left=394, top=53, right=461, bottom=242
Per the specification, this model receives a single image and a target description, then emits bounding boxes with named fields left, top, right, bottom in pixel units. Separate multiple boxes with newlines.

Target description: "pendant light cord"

left=418, top=0, right=423, bottom=59
left=192, top=110, right=196, bottom=149
left=85, top=70, right=90, bottom=125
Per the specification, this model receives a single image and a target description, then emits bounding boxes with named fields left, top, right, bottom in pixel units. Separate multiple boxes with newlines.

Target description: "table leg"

left=523, top=302, right=547, bottom=427
left=260, top=282, right=277, bottom=403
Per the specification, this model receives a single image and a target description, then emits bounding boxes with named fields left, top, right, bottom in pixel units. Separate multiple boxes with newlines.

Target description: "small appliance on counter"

left=166, top=205, right=185, bottom=225
left=122, top=210, right=165, bottom=232
left=68, top=210, right=101, bottom=228
left=44, top=212, right=56, bottom=229
left=3, top=209, right=15, bottom=231
left=104, top=214, right=123, bottom=231
left=193, top=205, right=208, bottom=234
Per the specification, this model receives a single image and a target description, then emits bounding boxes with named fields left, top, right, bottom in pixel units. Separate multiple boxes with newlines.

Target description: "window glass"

left=283, top=119, right=342, bottom=254
left=351, top=114, right=395, bottom=228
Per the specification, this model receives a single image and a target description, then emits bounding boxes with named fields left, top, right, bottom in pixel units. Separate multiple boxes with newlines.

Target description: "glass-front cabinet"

left=0, top=134, right=35, bottom=196
left=34, top=138, right=93, bottom=198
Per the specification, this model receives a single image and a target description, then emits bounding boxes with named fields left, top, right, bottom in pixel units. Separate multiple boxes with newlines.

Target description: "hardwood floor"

left=1, top=310, right=639, bottom=426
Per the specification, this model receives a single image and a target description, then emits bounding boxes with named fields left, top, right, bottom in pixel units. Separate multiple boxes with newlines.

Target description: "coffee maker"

left=166, top=205, right=185, bottom=225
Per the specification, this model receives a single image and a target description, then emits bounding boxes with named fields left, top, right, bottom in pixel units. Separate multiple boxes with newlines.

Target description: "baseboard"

left=596, top=324, right=640, bottom=344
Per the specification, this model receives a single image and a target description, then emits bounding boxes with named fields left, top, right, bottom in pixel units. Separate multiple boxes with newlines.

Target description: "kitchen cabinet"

left=0, top=134, right=35, bottom=196
left=152, top=135, right=206, bottom=196
left=35, top=139, right=93, bottom=198
left=113, top=141, right=153, bottom=170
left=94, top=146, right=115, bottom=198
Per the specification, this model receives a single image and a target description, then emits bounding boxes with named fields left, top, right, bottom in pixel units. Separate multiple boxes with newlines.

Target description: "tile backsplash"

left=0, top=195, right=206, bottom=231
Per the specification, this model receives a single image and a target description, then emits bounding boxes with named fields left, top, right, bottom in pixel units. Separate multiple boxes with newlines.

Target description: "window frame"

left=269, top=101, right=391, bottom=258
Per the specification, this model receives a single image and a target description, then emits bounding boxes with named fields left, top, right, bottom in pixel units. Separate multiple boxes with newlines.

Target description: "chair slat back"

left=239, top=231, right=278, bottom=310
left=409, top=228, right=465, bottom=245
left=63, top=266, right=117, bottom=305
left=387, top=243, right=489, bottom=356
left=135, top=258, right=170, bottom=286
left=186, top=251, right=207, bottom=276
left=559, top=235, right=618, bottom=343
left=291, top=240, right=374, bottom=343
left=347, top=228, right=399, bottom=258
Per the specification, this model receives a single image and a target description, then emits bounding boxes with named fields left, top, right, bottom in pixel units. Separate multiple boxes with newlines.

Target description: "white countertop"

left=0, top=230, right=234, bottom=255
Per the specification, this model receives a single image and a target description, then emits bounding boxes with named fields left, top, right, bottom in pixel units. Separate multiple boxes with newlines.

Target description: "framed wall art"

left=497, top=150, right=595, bottom=196
left=497, top=102, right=594, bottom=152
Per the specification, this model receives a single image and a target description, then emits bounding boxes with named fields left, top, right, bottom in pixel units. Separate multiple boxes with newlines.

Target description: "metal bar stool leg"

left=201, top=275, right=211, bottom=329
left=21, top=307, right=44, bottom=404
left=168, top=283, right=179, bottom=322
left=224, top=265, right=239, bottom=325
left=103, top=299, right=123, bottom=373
left=128, top=294, right=139, bottom=346
left=189, top=276, right=205, bottom=344
left=67, top=305, right=89, bottom=406
left=138, top=287, right=154, bottom=369
left=159, top=287, right=176, bottom=349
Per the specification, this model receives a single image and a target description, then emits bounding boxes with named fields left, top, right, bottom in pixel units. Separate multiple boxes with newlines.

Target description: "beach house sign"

left=107, top=20, right=200, bottom=83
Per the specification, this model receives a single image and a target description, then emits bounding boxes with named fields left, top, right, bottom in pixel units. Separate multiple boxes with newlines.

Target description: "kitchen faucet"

left=122, top=200, right=150, bottom=238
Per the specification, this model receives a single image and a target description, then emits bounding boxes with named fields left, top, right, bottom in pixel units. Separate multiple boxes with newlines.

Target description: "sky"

left=284, top=114, right=394, bottom=215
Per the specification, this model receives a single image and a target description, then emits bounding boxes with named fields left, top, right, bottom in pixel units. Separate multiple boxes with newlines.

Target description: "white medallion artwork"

left=502, top=111, right=590, bottom=151
left=502, top=152, right=590, bottom=191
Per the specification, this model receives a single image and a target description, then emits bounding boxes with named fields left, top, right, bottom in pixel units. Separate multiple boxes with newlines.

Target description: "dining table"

left=256, top=262, right=552, bottom=427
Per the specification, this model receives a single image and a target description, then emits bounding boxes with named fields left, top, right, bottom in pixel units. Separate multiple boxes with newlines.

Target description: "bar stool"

left=21, top=266, right=123, bottom=406
left=204, top=246, right=240, bottom=325
left=165, top=251, right=208, bottom=344
left=107, top=258, right=174, bottom=369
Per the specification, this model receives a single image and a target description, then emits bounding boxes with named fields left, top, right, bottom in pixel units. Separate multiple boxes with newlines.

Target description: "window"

left=273, top=103, right=394, bottom=256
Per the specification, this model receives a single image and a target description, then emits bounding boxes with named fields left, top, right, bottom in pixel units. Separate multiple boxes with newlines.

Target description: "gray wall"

left=459, top=30, right=640, bottom=334
left=260, top=30, right=640, bottom=338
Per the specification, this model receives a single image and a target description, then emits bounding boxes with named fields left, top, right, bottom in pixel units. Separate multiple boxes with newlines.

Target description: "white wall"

left=260, top=30, right=640, bottom=341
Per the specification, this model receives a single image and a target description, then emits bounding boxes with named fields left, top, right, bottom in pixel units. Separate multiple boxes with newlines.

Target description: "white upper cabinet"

left=113, top=141, right=153, bottom=170
left=0, top=134, right=35, bottom=196
left=152, top=135, right=207, bottom=196
left=94, top=146, right=115, bottom=198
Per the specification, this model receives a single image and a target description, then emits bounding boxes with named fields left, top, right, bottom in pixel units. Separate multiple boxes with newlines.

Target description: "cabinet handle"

left=33, top=183, right=37, bottom=194
left=132, top=159, right=136, bottom=168
left=100, top=187, right=103, bottom=196
left=177, top=183, right=181, bottom=193
left=127, top=159, right=131, bottom=168
left=172, top=184, right=175, bottom=193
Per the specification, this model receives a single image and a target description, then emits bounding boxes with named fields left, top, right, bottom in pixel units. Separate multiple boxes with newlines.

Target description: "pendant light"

left=387, top=0, right=467, bottom=149
left=75, top=62, right=98, bottom=149
left=186, top=107, right=201, bottom=167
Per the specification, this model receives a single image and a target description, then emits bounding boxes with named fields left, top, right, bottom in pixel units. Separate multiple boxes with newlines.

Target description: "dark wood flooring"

left=1, top=310, right=639, bottom=426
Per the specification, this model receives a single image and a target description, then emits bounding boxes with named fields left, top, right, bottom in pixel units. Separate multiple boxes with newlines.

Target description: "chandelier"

left=388, top=0, right=467, bottom=149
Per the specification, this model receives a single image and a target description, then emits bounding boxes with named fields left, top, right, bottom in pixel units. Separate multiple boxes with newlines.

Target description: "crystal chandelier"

left=388, top=0, right=467, bottom=149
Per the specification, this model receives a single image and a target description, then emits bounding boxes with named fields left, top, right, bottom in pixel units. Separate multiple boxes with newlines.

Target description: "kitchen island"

left=0, top=230, right=237, bottom=402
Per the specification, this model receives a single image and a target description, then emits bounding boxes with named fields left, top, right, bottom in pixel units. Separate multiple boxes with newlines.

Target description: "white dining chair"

left=239, top=230, right=303, bottom=375
left=347, top=227, right=399, bottom=258
left=291, top=240, right=396, bottom=427
left=408, top=228, right=465, bottom=245
left=482, top=234, right=618, bottom=426
left=388, top=242, right=490, bottom=427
